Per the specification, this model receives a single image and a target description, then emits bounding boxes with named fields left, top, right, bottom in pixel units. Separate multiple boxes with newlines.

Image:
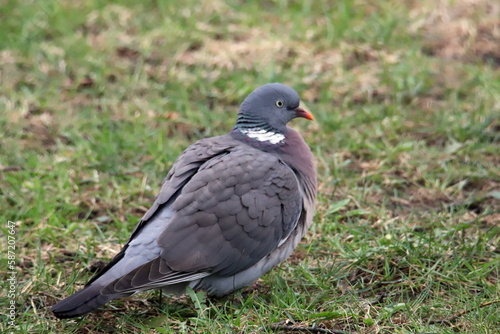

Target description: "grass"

left=1, top=0, right=499, bottom=333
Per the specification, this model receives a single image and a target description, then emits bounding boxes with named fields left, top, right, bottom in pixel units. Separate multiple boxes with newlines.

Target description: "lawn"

left=1, top=0, right=499, bottom=333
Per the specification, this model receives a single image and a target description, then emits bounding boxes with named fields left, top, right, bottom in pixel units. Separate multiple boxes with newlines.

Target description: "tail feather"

left=51, top=283, right=127, bottom=319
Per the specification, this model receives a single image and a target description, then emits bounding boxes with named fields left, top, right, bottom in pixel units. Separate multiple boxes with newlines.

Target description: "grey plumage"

left=52, top=83, right=317, bottom=319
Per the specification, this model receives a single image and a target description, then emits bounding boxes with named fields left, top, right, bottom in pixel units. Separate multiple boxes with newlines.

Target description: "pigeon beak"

left=294, top=103, right=314, bottom=121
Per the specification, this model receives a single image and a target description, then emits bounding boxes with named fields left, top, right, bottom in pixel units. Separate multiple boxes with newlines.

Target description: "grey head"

left=233, top=83, right=313, bottom=144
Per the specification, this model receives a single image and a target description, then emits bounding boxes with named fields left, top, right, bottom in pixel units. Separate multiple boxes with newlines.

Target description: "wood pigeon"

left=52, top=83, right=317, bottom=318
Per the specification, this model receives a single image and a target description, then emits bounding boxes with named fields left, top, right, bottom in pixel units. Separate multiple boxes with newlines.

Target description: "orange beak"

left=294, top=103, right=314, bottom=121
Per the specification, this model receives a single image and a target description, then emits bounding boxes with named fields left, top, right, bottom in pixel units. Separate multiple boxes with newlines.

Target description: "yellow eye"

left=275, top=100, right=284, bottom=108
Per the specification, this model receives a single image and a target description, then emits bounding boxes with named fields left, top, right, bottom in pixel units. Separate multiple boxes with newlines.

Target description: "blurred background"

left=1, top=0, right=499, bottom=333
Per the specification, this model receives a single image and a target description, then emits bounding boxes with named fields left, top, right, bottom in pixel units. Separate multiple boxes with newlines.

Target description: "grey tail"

left=51, top=283, right=123, bottom=319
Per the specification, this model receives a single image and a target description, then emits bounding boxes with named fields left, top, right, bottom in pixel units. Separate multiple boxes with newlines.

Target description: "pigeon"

left=52, top=83, right=317, bottom=319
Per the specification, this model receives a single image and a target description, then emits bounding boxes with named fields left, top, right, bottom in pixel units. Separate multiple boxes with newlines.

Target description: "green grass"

left=1, top=0, right=499, bottom=333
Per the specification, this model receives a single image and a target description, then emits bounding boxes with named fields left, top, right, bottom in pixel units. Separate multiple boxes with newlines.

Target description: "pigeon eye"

left=275, top=100, right=284, bottom=108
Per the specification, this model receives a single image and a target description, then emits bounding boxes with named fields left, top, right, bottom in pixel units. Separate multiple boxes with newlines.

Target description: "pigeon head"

left=234, top=83, right=313, bottom=144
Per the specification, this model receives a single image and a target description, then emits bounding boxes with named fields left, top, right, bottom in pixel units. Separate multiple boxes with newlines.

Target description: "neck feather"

left=239, top=127, right=285, bottom=144
left=234, top=114, right=285, bottom=144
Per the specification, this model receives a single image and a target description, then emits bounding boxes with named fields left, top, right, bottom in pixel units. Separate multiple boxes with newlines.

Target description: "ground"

left=0, top=0, right=499, bottom=333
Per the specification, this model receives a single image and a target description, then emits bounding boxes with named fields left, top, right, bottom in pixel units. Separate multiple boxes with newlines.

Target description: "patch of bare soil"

left=174, top=24, right=404, bottom=106
left=410, top=0, right=500, bottom=66
left=21, top=109, right=61, bottom=150
left=176, top=27, right=299, bottom=71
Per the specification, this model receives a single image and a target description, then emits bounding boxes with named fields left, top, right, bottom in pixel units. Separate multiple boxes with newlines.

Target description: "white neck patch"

left=240, top=127, right=285, bottom=144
